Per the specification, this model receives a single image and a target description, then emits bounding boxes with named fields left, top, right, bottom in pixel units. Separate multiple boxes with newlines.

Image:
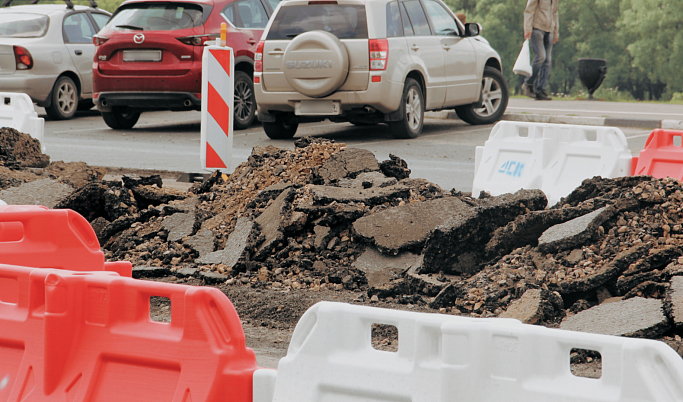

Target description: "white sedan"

left=0, top=1, right=110, bottom=119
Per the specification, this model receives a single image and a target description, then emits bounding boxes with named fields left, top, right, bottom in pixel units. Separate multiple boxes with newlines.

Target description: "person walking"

left=520, top=0, right=559, bottom=101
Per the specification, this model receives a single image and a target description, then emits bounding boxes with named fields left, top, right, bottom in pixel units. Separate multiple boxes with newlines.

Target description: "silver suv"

left=254, top=0, right=509, bottom=139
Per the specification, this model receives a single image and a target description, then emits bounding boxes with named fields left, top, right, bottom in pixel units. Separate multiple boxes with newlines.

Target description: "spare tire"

left=283, top=30, right=349, bottom=98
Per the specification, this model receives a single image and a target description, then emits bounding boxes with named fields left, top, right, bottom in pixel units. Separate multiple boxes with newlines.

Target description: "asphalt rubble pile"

left=3, top=129, right=683, bottom=350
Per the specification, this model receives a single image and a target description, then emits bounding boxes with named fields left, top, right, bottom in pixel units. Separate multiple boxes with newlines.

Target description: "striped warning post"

left=200, top=45, right=234, bottom=171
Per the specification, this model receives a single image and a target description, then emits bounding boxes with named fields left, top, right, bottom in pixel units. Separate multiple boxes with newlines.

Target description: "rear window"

left=0, top=13, right=48, bottom=38
left=107, top=2, right=205, bottom=31
left=267, top=4, right=367, bottom=40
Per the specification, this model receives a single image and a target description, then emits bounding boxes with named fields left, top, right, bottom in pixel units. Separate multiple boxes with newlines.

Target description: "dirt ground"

left=148, top=275, right=607, bottom=378
left=0, top=129, right=677, bottom=378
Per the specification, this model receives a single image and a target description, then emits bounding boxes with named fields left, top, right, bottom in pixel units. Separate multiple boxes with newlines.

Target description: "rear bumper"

left=0, top=74, right=56, bottom=106
left=94, top=92, right=201, bottom=112
left=253, top=73, right=404, bottom=115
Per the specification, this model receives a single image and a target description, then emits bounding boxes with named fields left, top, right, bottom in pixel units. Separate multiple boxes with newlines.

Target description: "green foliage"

left=95, top=0, right=124, bottom=12
left=446, top=0, right=683, bottom=100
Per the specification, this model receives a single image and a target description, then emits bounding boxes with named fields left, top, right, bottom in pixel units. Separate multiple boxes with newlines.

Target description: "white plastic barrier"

left=0, top=92, right=44, bottom=149
left=200, top=44, right=234, bottom=171
left=259, top=302, right=683, bottom=402
left=472, top=121, right=632, bottom=206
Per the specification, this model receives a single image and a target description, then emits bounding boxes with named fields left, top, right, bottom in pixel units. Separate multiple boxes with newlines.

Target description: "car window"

left=64, top=12, right=97, bottom=43
left=222, top=0, right=269, bottom=29
left=91, top=12, right=111, bottom=30
left=386, top=1, right=403, bottom=38
left=264, top=0, right=281, bottom=13
left=267, top=4, right=368, bottom=40
left=424, top=0, right=458, bottom=35
left=0, top=13, right=48, bottom=38
left=402, top=0, right=431, bottom=36
left=108, top=3, right=204, bottom=31
left=399, top=4, right=414, bottom=36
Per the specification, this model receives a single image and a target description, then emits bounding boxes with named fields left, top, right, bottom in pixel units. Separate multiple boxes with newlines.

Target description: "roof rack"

left=2, top=0, right=98, bottom=9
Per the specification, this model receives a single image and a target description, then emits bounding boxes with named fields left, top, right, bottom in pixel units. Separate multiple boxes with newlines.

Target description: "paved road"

left=40, top=101, right=655, bottom=193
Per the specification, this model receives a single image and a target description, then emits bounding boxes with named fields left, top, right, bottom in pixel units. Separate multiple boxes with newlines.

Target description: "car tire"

left=388, top=78, right=424, bottom=139
left=102, top=107, right=141, bottom=130
left=234, top=71, right=257, bottom=130
left=455, top=67, right=509, bottom=125
left=263, top=114, right=299, bottom=139
left=45, top=76, right=78, bottom=120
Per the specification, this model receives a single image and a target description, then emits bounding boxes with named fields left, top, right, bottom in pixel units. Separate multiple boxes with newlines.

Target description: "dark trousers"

left=524, top=29, right=553, bottom=94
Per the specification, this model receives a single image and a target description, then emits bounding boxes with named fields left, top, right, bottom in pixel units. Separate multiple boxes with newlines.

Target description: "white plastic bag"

left=513, top=39, right=532, bottom=76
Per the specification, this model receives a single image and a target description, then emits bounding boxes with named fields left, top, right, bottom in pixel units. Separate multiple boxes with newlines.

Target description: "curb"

left=425, top=111, right=683, bottom=130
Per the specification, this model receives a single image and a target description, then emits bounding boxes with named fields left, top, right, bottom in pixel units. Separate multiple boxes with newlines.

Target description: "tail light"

left=254, top=40, right=264, bottom=72
left=177, top=35, right=215, bottom=46
left=93, top=35, right=109, bottom=46
left=369, top=39, right=388, bottom=71
left=13, top=46, right=33, bottom=70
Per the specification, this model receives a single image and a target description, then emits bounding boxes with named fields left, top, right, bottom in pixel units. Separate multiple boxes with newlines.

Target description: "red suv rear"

left=93, top=0, right=279, bottom=129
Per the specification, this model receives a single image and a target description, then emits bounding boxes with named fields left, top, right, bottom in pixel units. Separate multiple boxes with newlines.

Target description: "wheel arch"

left=43, top=71, right=82, bottom=107
left=405, top=70, right=426, bottom=100
left=485, top=57, right=502, bottom=72
left=234, top=57, right=254, bottom=77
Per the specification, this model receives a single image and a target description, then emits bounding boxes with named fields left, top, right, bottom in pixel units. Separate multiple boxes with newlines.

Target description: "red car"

left=92, top=0, right=278, bottom=129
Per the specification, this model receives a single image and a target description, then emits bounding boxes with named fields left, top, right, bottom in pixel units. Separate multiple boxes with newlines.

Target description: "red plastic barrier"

left=632, top=129, right=683, bottom=179
left=0, top=205, right=131, bottom=277
left=0, top=264, right=258, bottom=402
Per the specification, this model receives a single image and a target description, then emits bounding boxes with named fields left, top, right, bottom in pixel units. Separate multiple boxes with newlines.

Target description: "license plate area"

left=122, top=50, right=162, bottom=62
left=295, top=100, right=340, bottom=116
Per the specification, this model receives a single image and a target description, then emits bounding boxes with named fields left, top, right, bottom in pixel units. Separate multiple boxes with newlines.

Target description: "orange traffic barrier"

left=0, top=264, right=258, bottom=401
left=0, top=205, right=131, bottom=276
left=632, top=129, right=683, bottom=179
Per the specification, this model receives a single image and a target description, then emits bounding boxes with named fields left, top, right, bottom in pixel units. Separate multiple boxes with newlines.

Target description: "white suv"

left=254, top=0, right=508, bottom=139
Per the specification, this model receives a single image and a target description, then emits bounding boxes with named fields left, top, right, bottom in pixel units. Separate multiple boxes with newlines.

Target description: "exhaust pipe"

left=101, top=99, right=108, bottom=107
left=184, top=99, right=192, bottom=107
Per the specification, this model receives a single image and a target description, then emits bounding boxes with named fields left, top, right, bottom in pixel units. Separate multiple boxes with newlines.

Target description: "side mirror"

left=464, top=22, right=482, bottom=37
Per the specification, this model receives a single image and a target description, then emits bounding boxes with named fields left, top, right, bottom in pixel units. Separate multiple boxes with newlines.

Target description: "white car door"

left=63, top=12, right=98, bottom=96
left=400, top=0, right=446, bottom=110
left=423, top=0, right=478, bottom=105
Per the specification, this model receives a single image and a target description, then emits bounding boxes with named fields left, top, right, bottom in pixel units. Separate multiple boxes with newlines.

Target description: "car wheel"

left=455, top=67, right=509, bottom=125
left=263, top=114, right=299, bottom=139
left=234, top=71, right=257, bottom=130
left=102, top=107, right=141, bottom=130
left=388, top=78, right=424, bottom=139
left=45, top=76, right=78, bottom=120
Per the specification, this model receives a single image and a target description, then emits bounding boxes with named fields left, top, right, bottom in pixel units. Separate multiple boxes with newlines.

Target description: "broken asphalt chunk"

left=353, top=196, right=471, bottom=255
left=537, top=206, right=615, bottom=254
left=198, top=217, right=254, bottom=267
left=560, top=296, right=669, bottom=338
left=421, top=189, right=547, bottom=275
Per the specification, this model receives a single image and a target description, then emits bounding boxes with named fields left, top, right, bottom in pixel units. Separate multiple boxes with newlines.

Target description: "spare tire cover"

left=282, top=30, right=349, bottom=98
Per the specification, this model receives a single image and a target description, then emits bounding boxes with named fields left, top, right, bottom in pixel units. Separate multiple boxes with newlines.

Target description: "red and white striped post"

left=200, top=24, right=233, bottom=171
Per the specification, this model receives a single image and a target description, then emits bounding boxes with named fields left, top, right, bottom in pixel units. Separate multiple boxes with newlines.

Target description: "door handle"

left=247, top=39, right=257, bottom=45
left=410, top=45, right=419, bottom=51
left=442, top=44, right=451, bottom=50
left=74, top=50, right=82, bottom=55
left=268, top=50, right=284, bottom=55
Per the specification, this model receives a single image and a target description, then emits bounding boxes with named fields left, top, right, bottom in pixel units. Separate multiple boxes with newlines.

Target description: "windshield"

left=0, top=13, right=48, bottom=38
left=107, top=2, right=204, bottom=31
left=267, top=4, right=368, bottom=40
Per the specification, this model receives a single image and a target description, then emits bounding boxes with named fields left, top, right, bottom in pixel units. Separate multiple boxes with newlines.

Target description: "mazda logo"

left=133, top=34, right=145, bottom=44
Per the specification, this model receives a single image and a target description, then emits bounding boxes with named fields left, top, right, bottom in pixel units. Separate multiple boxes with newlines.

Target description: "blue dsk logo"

left=498, top=161, right=524, bottom=177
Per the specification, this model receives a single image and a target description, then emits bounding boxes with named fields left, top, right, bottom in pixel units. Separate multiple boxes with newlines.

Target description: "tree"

left=619, top=0, right=683, bottom=98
